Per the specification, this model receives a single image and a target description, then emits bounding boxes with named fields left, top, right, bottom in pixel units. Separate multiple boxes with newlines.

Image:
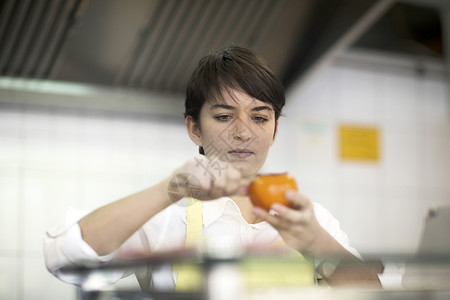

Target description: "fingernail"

left=253, top=207, right=264, bottom=216
left=285, top=190, right=296, bottom=199
left=271, top=203, right=282, bottom=211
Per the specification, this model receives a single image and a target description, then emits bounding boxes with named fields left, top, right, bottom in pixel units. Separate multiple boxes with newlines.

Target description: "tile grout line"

left=16, top=106, right=26, bottom=300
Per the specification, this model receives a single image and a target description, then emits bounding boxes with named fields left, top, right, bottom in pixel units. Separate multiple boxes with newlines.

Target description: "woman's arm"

left=78, top=156, right=245, bottom=256
left=253, top=190, right=383, bottom=287
left=317, top=254, right=384, bottom=286
left=77, top=177, right=173, bottom=256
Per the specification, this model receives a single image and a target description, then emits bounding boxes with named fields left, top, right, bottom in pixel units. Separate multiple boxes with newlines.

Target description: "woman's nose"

left=232, top=118, right=252, bottom=141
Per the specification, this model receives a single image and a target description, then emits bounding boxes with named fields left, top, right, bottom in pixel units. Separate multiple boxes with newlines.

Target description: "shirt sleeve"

left=313, top=202, right=361, bottom=258
left=142, top=202, right=186, bottom=252
left=44, top=207, right=144, bottom=286
left=313, top=203, right=396, bottom=287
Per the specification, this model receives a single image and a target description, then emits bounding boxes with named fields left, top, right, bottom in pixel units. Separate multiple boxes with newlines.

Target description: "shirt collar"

left=202, top=197, right=232, bottom=227
left=201, top=197, right=269, bottom=229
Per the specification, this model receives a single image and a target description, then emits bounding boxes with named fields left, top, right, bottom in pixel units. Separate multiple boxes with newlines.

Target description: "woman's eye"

left=215, top=115, right=232, bottom=121
left=253, top=116, right=268, bottom=123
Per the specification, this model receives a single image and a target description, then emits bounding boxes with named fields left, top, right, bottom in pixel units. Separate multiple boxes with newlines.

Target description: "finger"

left=208, top=158, right=230, bottom=179
left=208, top=177, right=227, bottom=199
left=253, top=207, right=269, bottom=219
left=223, top=179, right=246, bottom=196
left=272, top=198, right=319, bottom=233
left=253, top=206, right=292, bottom=231
left=227, top=168, right=251, bottom=195
left=190, top=156, right=216, bottom=186
left=227, top=170, right=252, bottom=196
left=209, top=163, right=239, bottom=198
left=234, top=183, right=249, bottom=196
left=270, top=203, right=305, bottom=225
left=284, top=190, right=312, bottom=210
left=223, top=166, right=241, bottom=195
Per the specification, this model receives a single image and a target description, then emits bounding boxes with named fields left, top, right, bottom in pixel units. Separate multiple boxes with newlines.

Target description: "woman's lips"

left=228, top=149, right=253, bottom=158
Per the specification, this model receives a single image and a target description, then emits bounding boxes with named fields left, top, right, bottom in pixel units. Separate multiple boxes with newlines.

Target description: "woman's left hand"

left=254, top=190, right=384, bottom=286
left=253, top=190, right=336, bottom=257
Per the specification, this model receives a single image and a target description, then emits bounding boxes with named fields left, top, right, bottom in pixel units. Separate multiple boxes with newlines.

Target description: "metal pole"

left=440, top=4, right=450, bottom=117
left=291, top=0, right=395, bottom=92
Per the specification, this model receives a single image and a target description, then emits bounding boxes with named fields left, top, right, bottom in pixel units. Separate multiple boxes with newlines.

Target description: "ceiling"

left=0, top=0, right=446, bottom=97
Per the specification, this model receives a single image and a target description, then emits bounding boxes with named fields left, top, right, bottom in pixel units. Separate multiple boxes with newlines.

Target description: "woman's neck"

left=231, top=195, right=262, bottom=224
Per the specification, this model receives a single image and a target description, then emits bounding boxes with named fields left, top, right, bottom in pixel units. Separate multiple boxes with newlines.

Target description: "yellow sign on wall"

left=339, top=125, right=380, bottom=162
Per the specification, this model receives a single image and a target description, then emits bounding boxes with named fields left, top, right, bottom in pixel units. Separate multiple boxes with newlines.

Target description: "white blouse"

left=44, top=197, right=358, bottom=290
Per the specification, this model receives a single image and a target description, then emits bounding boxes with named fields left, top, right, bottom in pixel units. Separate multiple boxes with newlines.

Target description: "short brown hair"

left=185, top=45, right=285, bottom=153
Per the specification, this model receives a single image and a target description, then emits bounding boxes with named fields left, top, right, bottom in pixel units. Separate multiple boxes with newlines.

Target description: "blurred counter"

left=63, top=250, right=450, bottom=300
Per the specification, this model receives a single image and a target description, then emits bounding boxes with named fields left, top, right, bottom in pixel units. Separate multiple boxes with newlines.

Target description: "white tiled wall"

left=273, top=56, right=450, bottom=255
left=0, top=53, right=449, bottom=298
left=0, top=106, right=195, bottom=299
left=0, top=257, right=19, bottom=299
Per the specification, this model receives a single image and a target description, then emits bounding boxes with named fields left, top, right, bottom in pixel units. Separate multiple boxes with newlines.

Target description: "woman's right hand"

left=76, top=155, right=247, bottom=256
left=167, top=155, right=248, bottom=202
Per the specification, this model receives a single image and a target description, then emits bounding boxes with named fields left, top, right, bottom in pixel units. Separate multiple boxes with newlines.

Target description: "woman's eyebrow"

left=251, top=106, right=273, bottom=112
left=210, top=104, right=273, bottom=113
left=210, top=104, right=235, bottom=110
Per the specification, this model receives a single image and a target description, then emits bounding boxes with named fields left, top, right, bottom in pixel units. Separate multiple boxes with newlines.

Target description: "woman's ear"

left=185, top=116, right=202, bottom=147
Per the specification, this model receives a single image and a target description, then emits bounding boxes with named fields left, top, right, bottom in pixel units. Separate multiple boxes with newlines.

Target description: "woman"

left=45, top=45, right=381, bottom=290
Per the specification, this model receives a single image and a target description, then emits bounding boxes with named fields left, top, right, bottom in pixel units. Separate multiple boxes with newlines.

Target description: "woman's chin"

left=230, top=162, right=257, bottom=179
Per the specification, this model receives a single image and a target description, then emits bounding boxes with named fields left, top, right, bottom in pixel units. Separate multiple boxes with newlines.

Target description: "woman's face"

left=186, top=89, right=278, bottom=179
